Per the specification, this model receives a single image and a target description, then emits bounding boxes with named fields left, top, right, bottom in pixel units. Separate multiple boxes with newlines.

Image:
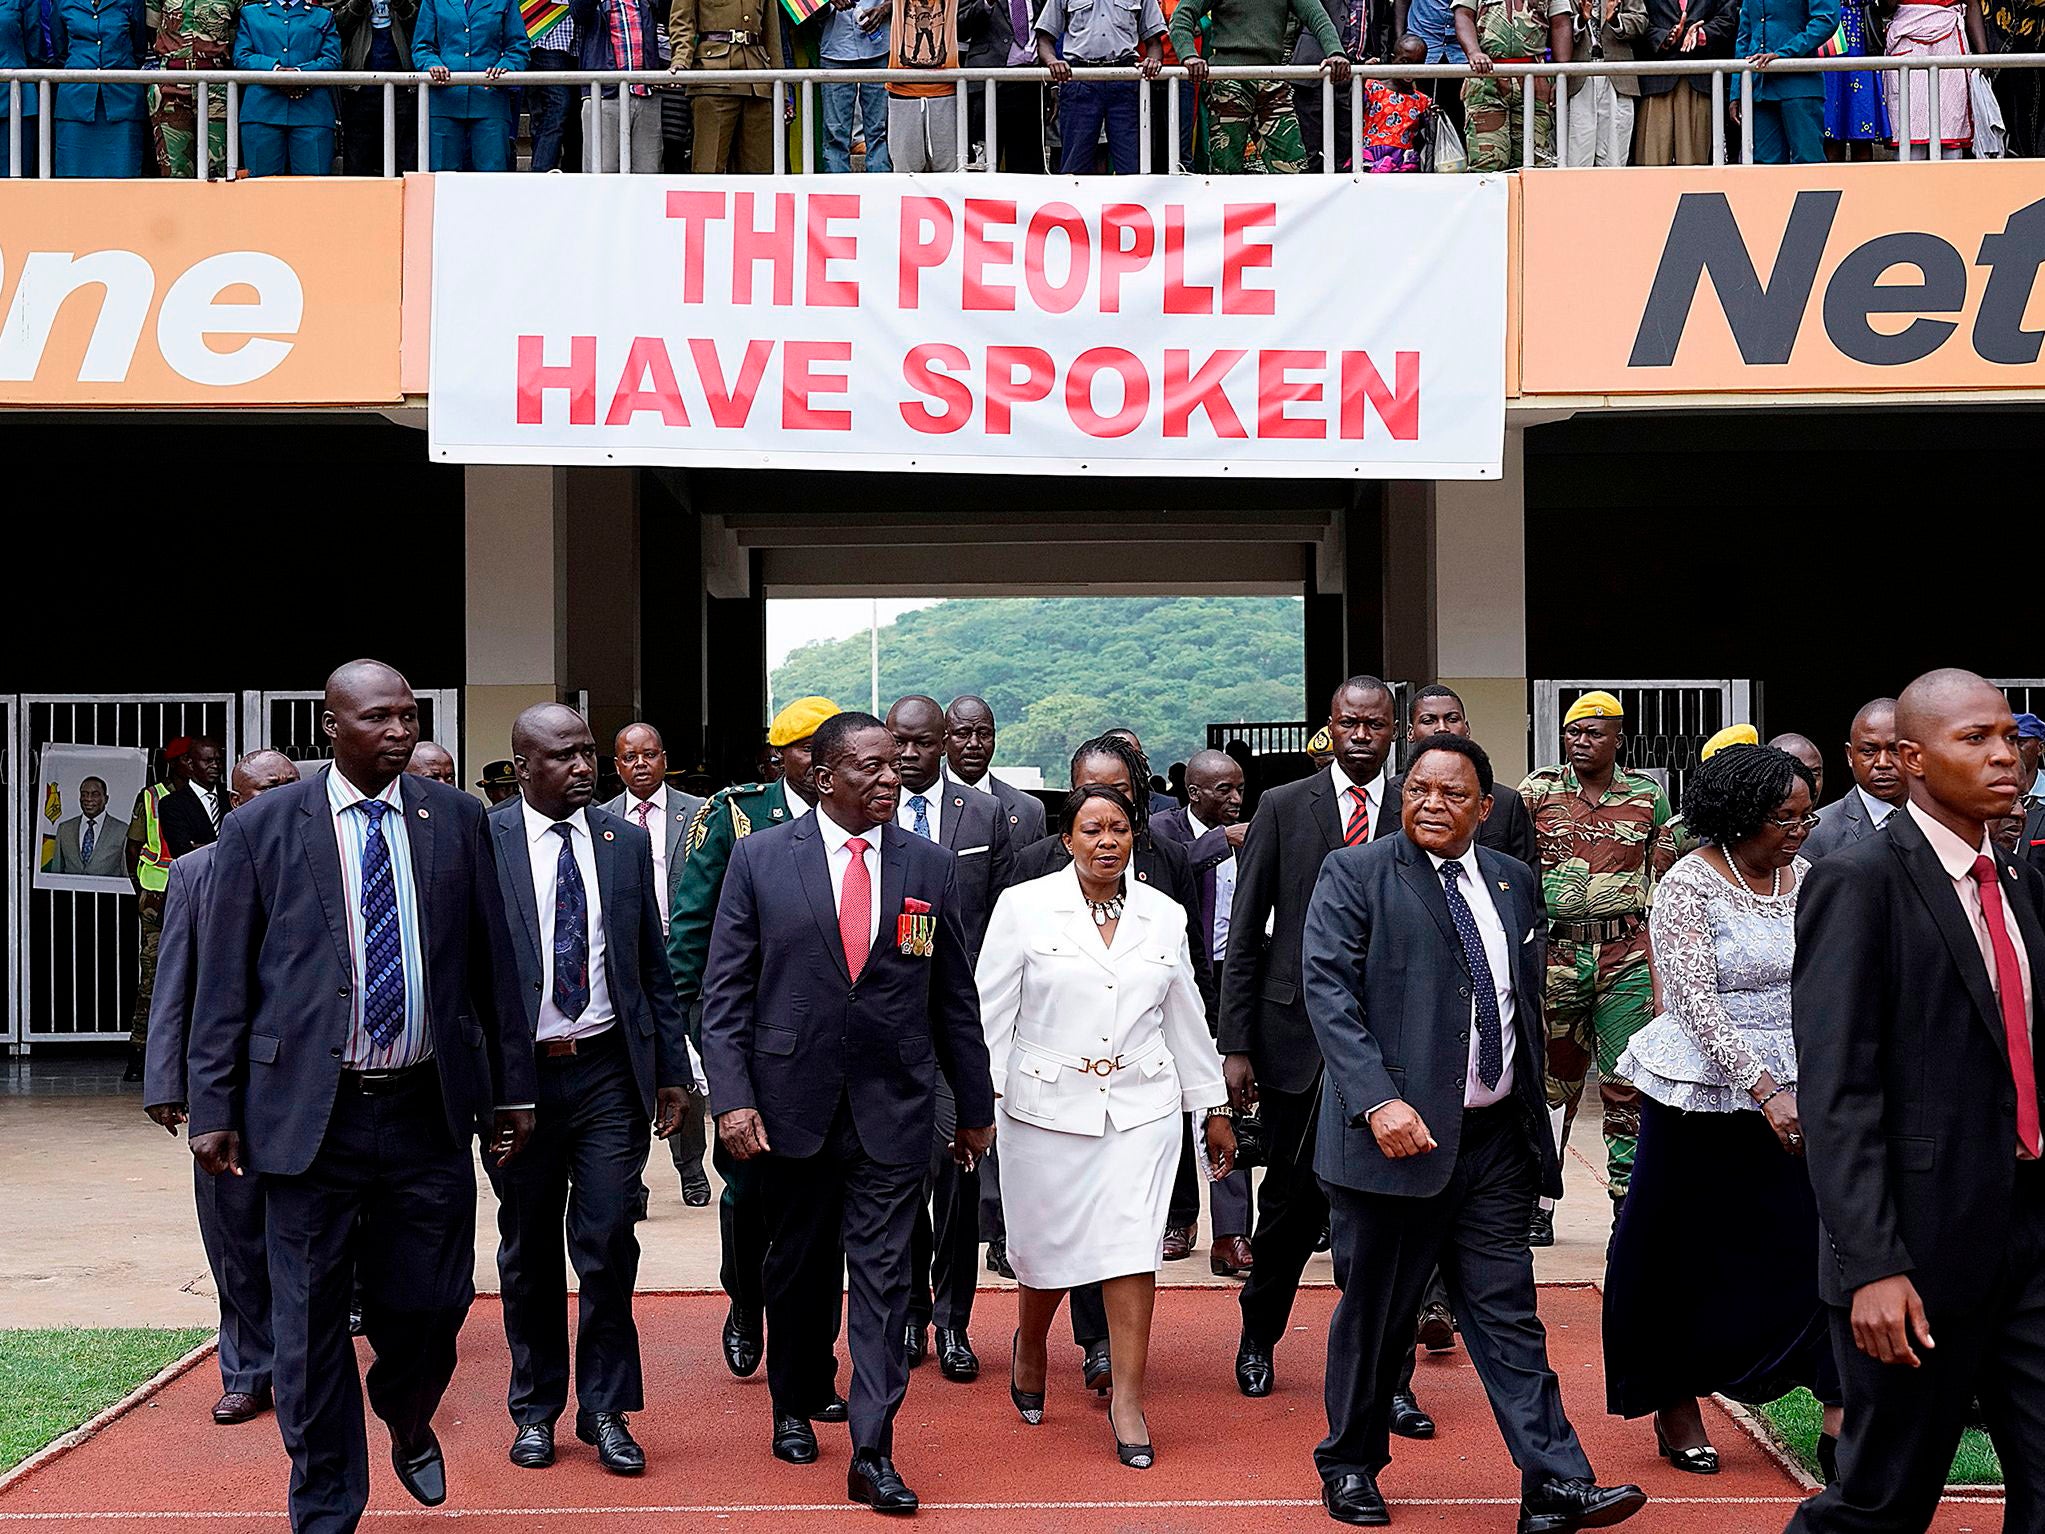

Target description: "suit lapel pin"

left=1498, top=879, right=1510, bottom=891
left=953, top=797, right=964, bottom=808
left=602, top=829, right=615, bottom=840
left=417, top=807, right=430, bottom=819
left=772, top=808, right=785, bottom=819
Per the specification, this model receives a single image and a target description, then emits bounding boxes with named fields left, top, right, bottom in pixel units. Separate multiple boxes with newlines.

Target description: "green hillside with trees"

left=769, top=598, right=1304, bottom=777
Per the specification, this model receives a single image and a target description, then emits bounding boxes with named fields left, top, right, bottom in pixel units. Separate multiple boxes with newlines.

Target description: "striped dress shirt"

left=326, top=767, right=432, bottom=1070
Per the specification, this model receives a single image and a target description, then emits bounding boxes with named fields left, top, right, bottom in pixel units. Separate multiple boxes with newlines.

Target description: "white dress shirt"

left=522, top=801, right=616, bottom=1043
left=77, top=813, right=104, bottom=855
left=189, top=781, right=221, bottom=828
left=816, top=804, right=882, bottom=947
left=1427, top=848, right=1518, bottom=1108
left=1860, top=785, right=1899, bottom=828
left=623, top=784, right=671, bottom=925
left=1907, top=801, right=2033, bottom=1051
left=1187, top=807, right=1236, bottom=962
left=896, top=783, right=945, bottom=844
left=1328, top=760, right=1389, bottom=843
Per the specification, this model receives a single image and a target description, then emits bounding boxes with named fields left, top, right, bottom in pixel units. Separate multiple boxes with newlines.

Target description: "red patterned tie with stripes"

left=1343, top=786, right=1371, bottom=847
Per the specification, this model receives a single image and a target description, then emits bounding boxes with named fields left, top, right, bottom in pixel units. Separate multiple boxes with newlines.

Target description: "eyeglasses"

left=1766, top=813, right=1822, bottom=832
left=947, top=727, right=995, bottom=744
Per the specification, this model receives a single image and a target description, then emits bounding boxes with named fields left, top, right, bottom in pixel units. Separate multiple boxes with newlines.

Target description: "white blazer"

left=976, top=863, right=1226, bottom=1138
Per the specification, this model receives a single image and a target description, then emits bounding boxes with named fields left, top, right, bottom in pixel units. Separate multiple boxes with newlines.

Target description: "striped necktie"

left=1343, top=786, right=1371, bottom=846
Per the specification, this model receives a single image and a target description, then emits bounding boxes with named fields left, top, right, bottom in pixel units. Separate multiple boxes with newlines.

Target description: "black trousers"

left=338, top=85, right=417, bottom=176
left=265, top=1070, right=473, bottom=1534
left=759, top=1097, right=925, bottom=1455
left=665, top=1089, right=708, bottom=1187
left=717, top=1137, right=768, bottom=1317
left=1070, top=1119, right=1201, bottom=1346
left=1317, top=1101, right=1592, bottom=1491
left=909, top=1082, right=980, bottom=1331
left=195, top=1159, right=272, bottom=1395
left=489, top=1031, right=649, bottom=1426
left=1788, top=1162, right=2045, bottom=1534
left=1240, top=1081, right=1329, bottom=1350
left=993, top=78, right=1046, bottom=173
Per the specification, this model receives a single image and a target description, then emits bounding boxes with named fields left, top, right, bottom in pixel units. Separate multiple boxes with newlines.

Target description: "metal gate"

left=1532, top=679, right=1752, bottom=812
left=241, top=689, right=462, bottom=776
left=12, top=695, right=239, bottom=1046
left=1996, top=680, right=2045, bottom=717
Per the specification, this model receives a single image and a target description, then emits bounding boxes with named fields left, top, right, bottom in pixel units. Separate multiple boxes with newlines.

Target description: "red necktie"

left=1972, top=854, right=2042, bottom=1159
left=1344, top=786, right=1371, bottom=846
left=633, top=800, right=653, bottom=832
left=841, top=836, right=872, bottom=982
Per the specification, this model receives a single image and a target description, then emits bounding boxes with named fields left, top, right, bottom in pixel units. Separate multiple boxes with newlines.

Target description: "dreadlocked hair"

left=1072, top=732, right=1152, bottom=839
left=1680, top=744, right=1817, bottom=847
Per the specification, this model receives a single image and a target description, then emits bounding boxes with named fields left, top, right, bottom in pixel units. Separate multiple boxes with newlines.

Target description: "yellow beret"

left=1563, top=690, right=1624, bottom=725
left=767, top=696, right=841, bottom=748
left=1307, top=727, right=1332, bottom=753
left=1699, top=724, right=1760, bottom=761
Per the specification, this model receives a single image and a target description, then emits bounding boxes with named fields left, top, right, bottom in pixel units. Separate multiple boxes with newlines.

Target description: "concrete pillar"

left=464, top=465, right=565, bottom=791
left=1433, top=427, right=1529, bottom=785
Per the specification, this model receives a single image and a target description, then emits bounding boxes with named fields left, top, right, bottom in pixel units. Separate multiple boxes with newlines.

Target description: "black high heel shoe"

left=1009, top=1330, right=1044, bottom=1426
left=1654, top=1418, right=1720, bottom=1475
left=1111, top=1413, right=1153, bottom=1470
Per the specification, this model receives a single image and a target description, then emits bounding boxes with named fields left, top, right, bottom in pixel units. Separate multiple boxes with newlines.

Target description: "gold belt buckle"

left=1081, top=1055, right=1123, bottom=1077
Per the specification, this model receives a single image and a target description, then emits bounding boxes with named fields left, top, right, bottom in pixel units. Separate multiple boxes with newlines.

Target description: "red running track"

left=0, top=1284, right=2006, bottom=1532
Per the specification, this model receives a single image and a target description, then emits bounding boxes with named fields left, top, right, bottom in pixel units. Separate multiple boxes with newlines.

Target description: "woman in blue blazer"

left=413, top=0, right=528, bottom=169
left=0, top=0, right=46, bottom=176
left=49, top=0, right=151, bottom=176
left=234, top=0, right=343, bottom=174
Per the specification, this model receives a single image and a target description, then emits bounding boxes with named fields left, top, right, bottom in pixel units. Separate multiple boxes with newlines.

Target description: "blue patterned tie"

left=359, top=800, right=406, bottom=1050
left=1439, top=859, right=1503, bottom=1090
left=909, top=793, right=933, bottom=841
left=551, top=823, right=590, bottom=1020
left=80, top=820, right=95, bottom=863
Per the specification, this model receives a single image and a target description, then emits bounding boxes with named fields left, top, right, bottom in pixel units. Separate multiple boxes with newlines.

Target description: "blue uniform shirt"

left=413, top=0, right=531, bottom=118
left=235, top=0, right=344, bottom=124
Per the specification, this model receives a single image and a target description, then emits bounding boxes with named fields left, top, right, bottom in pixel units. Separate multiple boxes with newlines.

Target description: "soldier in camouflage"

left=1453, top=0, right=1571, bottom=170
left=1170, top=0, right=1348, bottom=172
left=1518, top=692, right=1679, bottom=1237
left=148, top=0, right=239, bottom=177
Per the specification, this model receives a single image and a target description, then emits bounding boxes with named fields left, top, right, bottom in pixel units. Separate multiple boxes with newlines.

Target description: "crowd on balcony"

left=0, top=0, right=2034, bottom=176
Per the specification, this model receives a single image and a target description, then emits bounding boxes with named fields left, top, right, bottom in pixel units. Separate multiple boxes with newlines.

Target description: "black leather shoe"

left=772, top=1413, right=820, bottom=1465
left=1323, top=1471, right=1390, bottom=1526
left=985, top=1240, right=1016, bottom=1280
left=1417, top=1301, right=1457, bottom=1352
left=1314, top=1223, right=1332, bottom=1253
left=391, top=1430, right=447, bottom=1508
left=1081, top=1339, right=1113, bottom=1395
left=681, top=1177, right=712, bottom=1207
left=905, top=1323, right=928, bottom=1367
left=848, top=1451, right=919, bottom=1515
left=508, top=1422, right=555, bottom=1469
left=348, top=1305, right=365, bottom=1337
left=1235, top=1336, right=1274, bottom=1398
left=1516, top=1476, right=1647, bottom=1534
left=577, top=1412, right=645, bottom=1475
left=811, top=1395, right=850, bottom=1424
left=936, top=1328, right=979, bottom=1382
left=1529, top=1207, right=1555, bottom=1248
left=724, top=1304, right=763, bottom=1378
left=1389, top=1392, right=1435, bottom=1440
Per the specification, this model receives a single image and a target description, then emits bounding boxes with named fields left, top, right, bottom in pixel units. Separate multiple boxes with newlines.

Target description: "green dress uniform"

left=148, top=0, right=240, bottom=177
left=668, top=0, right=784, bottom=173
left=1518, top=762, right=1679, bottom=1200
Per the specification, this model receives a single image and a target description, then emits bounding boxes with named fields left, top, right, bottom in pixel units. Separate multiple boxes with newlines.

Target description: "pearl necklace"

left=1723, top=843, right=1780, bottom=898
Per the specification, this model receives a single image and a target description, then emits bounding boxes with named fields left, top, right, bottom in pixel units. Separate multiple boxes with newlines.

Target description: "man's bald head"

left=512, top=704, right=598, bottom=818
left=405, top=741, right=458, bottom=787
left=511, top=702, right=594, bottom=759
left=325, top=659, right=410, bottom=713
left=1896, top=668, right=2022, bottom=835
left=887, top=695, right=945, bottom=794
left=1767, top=733, right=1825, bottom=801
left=321, top=660, right=419, bottom=789
left=1895, top=671, right=2007, bottom=743
left=886, top=695, right=944, bottom=734
left=1185, top=748, right=1245, bottom=827
left=230, top=749, right=301, bottom=806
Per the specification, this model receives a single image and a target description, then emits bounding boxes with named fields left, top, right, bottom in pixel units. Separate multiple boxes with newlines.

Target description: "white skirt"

left=998, top=1105, right=1181, bottom=1291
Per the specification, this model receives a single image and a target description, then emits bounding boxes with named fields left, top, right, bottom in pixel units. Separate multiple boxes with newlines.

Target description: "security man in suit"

left=603, top=722, right=710, bottom=1208
left=668, top=0, right=784, bottom=171
left=1390, top=685, right=1537, bottom=869
left=159, top=737, right=228, bottom=859
left=1222, top=675, right=1400, bottom=1402
left=1800, top=698, right=1904, bottom=862
left=669, top=696, right=841, bottom=1389
left=1304, top=733, right=1647, bottom=1533
left=487, top=705, right=691, bottom=1477
left=186, top=660, right=535, bottom=1534
left=887, top=694, right=1014, bottom=1386
left=143, top=748, right=302, bottom=1428
left=944, top=694, right=1047, bottom=845
left=701, top=710, right=995, bottom=1513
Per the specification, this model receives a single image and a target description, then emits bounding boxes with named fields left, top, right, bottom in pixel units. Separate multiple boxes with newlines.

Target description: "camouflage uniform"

left=125, top=784, right=173, bottom=1050
left=149, top=0, right=240, bottom=177
left=1456, top=0, right=1563, bottom=171
left=1206, top=77, right=1308, bottom=172
left=1518, top=762, right=1679, bottom=1199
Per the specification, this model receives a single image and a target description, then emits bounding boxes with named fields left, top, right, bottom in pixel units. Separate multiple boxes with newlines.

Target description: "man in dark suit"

left=142, top=748, right=302, bottom=1428
left=887, top=694, right=1013, bottom=1386
left=1800, top=698, right=1903, bottom=861
left=700, top=710, right=995, bottom=1514
left=159, top=735, right=227, bottom=858
left=487, top=705, right=692, bottom=1476
left=1223, top=675, right=1399, bottom=1403
left=1788, top=669, right=2045, bottom=1534
left=186, top=660, right=534, bottom=1534
left=944, top=694, right=1047, bottom=845
left=1304, top=734, right=1646, bottom=1533
left=1391, top=685, right=1536, bottom=868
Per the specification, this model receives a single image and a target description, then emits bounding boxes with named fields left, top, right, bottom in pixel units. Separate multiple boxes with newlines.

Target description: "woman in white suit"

left=977, top=784, right=1235, bottom=1469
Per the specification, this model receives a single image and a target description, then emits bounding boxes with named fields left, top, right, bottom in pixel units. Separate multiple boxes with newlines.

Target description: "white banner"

left=429, top=173, right=1508, bottom=478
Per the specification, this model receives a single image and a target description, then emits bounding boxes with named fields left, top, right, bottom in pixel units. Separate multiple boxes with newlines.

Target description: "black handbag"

left=1232, top=1105, right=1269, bottom=1170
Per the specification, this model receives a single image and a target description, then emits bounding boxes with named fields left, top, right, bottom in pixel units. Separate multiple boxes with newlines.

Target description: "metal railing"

left=0, top=52, right=2031, bottom=179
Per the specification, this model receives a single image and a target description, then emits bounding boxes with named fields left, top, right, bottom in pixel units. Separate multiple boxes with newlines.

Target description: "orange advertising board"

left=0, top=178, right=402, bottom=405
left=1518, top=163, right=2045, bottom=397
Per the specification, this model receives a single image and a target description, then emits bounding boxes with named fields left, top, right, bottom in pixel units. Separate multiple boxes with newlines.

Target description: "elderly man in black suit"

left=487, top=705, right=692, bottom=1476
left=186, top=661, right=534, bottom=1534
left=1800, top=698, right=1904, bottom=861
left=1788, top=669, right=2045, bottom=1534
left=1304, top=733, right=1647, bottom=1533
left=887, top=694, right=1013, bottom=1386
left=700, top=711, right=995, bottom=1514
left=1223, top=676, right=1399, bottom=1402
left=143, top=748, right=302, bottom=1428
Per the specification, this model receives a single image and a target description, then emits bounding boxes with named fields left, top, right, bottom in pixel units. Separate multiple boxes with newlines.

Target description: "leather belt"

left=702, top=28, right=760, bottom=42
left=1549, top=913, right=1645, bottom=944
left=540, top=1025, right=618, bottom=1060
left=338, top=1061, right=435, bottom=1095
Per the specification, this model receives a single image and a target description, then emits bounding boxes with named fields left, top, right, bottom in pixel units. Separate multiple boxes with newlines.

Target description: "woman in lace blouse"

left=1603, top=744, right=1844, bottom=1480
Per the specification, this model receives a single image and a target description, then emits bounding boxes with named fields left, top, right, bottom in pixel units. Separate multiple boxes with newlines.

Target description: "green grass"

left=1757, top=1388, right=2004, bottom=1485
left=0, top=1328, right=213, bottom=1471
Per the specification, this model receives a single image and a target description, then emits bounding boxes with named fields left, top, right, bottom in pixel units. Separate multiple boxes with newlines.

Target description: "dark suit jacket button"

left=1459, top=1030, right=1468, bottom=1042
left=338, top=985, right=350, bottom=997
left=1459, top=986, right=1470, bottom=998
left=330, top=1047, right=342, bottom=1058
left=533, top=981, right=543, bottom=992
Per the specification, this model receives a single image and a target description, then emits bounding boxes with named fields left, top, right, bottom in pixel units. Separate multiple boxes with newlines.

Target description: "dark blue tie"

left=359, top=800, right=406, bottom=1050
left=1439, top=859, right=1503, bottom=1090
left=909, top=793, right=933, bottom=841
left=552, top=823, right=590, bottom=1020
left=80, top=820, right=95, bottom=863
